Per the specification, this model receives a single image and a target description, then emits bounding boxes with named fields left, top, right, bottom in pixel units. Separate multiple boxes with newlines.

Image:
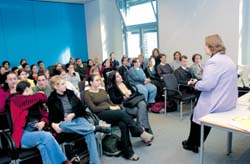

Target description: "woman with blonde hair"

left=182, top=34, right=237, bottom=153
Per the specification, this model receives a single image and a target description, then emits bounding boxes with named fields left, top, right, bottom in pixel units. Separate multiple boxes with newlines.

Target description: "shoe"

left=62, top=160, right=72, bottom=164
left=94, top=125, right=111, bottom=134
left=128, top=154, right=140, bottom=161
left=182, top=140, right=199, bottom=153
left=144, top=140, right=152, bottom=146
left=140, top=131, right=153, bottom=143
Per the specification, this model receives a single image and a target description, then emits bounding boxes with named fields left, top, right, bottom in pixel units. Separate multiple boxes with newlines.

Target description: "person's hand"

left=52, top=122, right=62, bottom=133
left=64, top=113, right=75, bottom=121
left=188, top=79, right=198, bottom=85
left=144, top=78, right=151, bottom=84
left=35, top=121, right=46, bottom=131
left=110, top=105, right=121, bottom=110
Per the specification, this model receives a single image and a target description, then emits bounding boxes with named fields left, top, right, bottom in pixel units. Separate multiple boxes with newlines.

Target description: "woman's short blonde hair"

left=205, top=34, right=226, bottom=54
left=50, top=75, right=64, bottom=89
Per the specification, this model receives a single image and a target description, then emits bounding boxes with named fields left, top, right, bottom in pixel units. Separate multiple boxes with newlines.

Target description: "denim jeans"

left=136, top=83, right=157, bottom=103
left=21, top=130, right=67, bottom=164
left=59, top=117, right=100, bottom=164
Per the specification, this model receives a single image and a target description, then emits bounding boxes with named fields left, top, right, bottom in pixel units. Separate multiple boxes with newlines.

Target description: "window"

left=116, top=0, right=158, bottom=58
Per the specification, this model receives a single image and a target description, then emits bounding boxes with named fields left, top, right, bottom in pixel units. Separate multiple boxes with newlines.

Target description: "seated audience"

left=128, top=58, right=157, bottom=105
left=51, top=62, right=63, bottom=77
left=33, top=73, right=52, bottom=97
left=138, top=54, right=147, bottom=70
left=84, top=74, right=153, bottom=161
left=48, top=76, right=110, bottom=164
left=37, top=60, right=46, bottom=74
left=190, top=53, right=204, bottom=80
left=22, top=63, right=30, bottom=76
left=68, top=57, right=76, bottom=66
left=107, top=71, right=153, bottom=135
left=118, top=55, right=129, bottom=82
left=75, top=58, right=86, bottom=80
left=86, top=59, right=95, bottom=78
left=28, top=64, right=38, bottom=84
left=170, top=51, right=182, bottom=70
left=17, top=69, right=35, bottom=89
left=93, top=55, right=100, bottom=67
left=55, top=69, right=80, bottom=98
left=0, top=66, right=8, bottom=86
left=174, top=55, right=196, bottom=85
left=101, top=59, right=114, bottom=87
left=2, top=60, right=10, bottom=71
left=174, top=55, right=196, bottom=94
left=65, top=63, right=81, bottom=90
left=11, top=66, right=19, bottom=75
left=109, top=52, right=119, bottom=70
left=7, top=81, right=71, bottom=164
left=151, top=48, right=161, bottom=71
left=144, top=57, right=165, bottom=101
left=18, top=59, right=27, bottom=69
left=156, top=54, right=173, bottom=78
left=0, top=71, right=17, bottom=113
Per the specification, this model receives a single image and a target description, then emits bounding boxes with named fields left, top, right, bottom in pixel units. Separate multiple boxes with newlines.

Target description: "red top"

left=9, top=93, right=48, bottom=148
left=0, top=87, right=10, bottom=113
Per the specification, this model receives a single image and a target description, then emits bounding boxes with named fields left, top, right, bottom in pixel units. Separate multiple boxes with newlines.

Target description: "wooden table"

left=199, top=93, right=250, bottom=164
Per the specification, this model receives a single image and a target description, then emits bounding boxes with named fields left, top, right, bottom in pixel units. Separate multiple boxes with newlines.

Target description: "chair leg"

left=95, top=133, right=104, bottom=157
left=164, top=90, right=167, bottom=115
left=190, top=100, right=193, bottom=112
left=180, top=102, right=183, bottom=120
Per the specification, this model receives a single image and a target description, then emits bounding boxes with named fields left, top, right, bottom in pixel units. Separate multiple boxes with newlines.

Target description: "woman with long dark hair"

left=107, top=71, right=153, bottom=135
left=84, top=74, right=153, bottom=161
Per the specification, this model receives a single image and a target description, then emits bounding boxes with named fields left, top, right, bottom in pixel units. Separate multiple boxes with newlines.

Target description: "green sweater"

left=84, top=89, right=114, bottom=113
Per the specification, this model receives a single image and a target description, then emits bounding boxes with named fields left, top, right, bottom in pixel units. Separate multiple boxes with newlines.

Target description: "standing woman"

left=84, top=74, right=153, bottom=161
left=182, top=34, right=238, bottom=153
left=7, top=81, right=71, bottom=164
left=107, top=71, right=153, bottom=135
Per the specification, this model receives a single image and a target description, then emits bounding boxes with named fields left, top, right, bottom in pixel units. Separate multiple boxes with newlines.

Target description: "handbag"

left=123, top=93, right=145, bottom=108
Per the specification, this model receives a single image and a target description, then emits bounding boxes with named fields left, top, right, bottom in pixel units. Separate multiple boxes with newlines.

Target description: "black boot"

left=94, top=125, right=111, bottom=134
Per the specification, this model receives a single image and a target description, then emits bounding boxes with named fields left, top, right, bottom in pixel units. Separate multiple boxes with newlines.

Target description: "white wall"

left=84, top=0, right=102, bottom=60
left=241, top=0, right=250, bottom=64
left=85, top=0, right=123, bottom=62
left=158, top=0, right=239, bottom=64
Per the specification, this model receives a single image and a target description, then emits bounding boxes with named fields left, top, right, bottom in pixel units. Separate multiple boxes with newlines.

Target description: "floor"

left=101, top=109, right=250, bottom=164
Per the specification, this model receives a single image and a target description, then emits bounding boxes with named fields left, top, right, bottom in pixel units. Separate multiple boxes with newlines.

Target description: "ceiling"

left=37, top=0, right=94, bottom=4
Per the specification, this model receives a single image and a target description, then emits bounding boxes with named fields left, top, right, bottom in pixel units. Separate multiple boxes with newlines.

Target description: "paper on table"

left=229, top=116, right=250, bottom=132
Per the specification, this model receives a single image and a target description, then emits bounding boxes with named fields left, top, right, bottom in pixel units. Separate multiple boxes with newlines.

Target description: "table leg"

left=227, top=132, right=232, bottom=155
left=200, top=123, right=204, bottom=164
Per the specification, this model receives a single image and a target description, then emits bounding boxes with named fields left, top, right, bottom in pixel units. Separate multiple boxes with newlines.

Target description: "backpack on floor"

left=150, top=102, right=164, bottom=113
left=166, top=100, right=177, bottom=112
left=102, top=134, right=121, bottom=157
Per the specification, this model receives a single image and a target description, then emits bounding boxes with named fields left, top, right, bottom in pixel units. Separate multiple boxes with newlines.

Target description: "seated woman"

left=144, top=57, right=165, bottom=102
left=55, top=68, right=80, bottom=98
left=107, top=71, right=153, bottom=135
left=7, top=81, right=71, bottom=164
left=65, top=63, right=81, bottom=90
left=17, top=69, right=35, bottom=89
left=0, top=71, right=17, bottom=130
left=84, top=74, right=153, bottom=161
left=47, top=76, right=110, bottom=164
left=190, top=53, right=204, bottom=80
left=127, top=58, right=157, bottom=106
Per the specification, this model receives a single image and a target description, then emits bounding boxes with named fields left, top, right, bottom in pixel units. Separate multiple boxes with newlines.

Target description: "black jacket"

left=47, top=89, right=86, bottom=126
left=108, top=81, right=136, bottom=105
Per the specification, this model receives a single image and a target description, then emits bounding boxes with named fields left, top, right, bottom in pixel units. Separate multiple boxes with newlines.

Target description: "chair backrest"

left=163, top=73, right=178, bottom=96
